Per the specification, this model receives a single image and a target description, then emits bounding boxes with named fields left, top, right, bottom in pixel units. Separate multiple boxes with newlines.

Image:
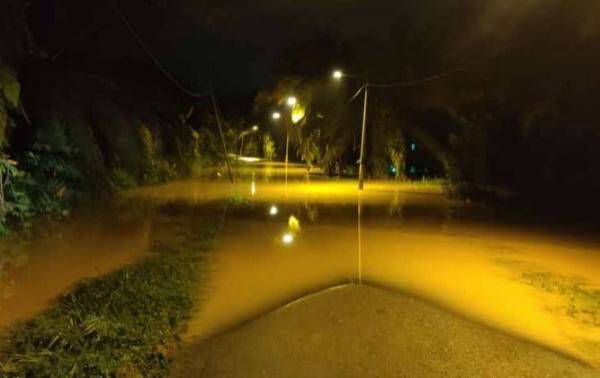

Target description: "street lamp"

left=239, top=125, right=260, bottom=157
left=272, top=97, right=299, bottom=183
left=332, top=69, right=369, bottom=190
left=286, top=96, right=298, bottom=107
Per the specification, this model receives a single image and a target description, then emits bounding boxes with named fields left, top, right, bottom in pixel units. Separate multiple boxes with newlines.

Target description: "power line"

left=368, top=66, right=466, bottom=89
left=109, top=0, right=208, bottom=99
left=367, top=51, right=506, bottom=89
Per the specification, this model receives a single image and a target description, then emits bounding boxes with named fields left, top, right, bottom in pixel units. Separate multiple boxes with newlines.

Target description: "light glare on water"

left=130, top=169, right=600, bottom=367
left=2, top=165, right=599, bottom=369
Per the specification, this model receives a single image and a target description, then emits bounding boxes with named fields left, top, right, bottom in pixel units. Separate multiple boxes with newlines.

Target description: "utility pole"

left=211, top=88, right=235, bottom=184
left=358, top=84, right=369, bottom=190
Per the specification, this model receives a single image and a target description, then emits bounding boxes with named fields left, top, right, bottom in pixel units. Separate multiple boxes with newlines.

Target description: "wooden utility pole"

left=211, top=88, right=234, bottom=183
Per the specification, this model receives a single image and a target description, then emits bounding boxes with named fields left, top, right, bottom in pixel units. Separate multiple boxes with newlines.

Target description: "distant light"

left=286, top=96, right=298, bottom=107
left=252, top=125, right=259, bottom=131
left=251, top=182, right=257, bottom=196
left=272, top=112, right=281, bottom=120
left=410, top=143, right=417, bottom=151
left=282, top=233, right=294, bottom=245
left=269, top=205, right=279, bottom=216
left=239, top=156, right=261, bottom=163
left=333, top=70, right=344, bottom=80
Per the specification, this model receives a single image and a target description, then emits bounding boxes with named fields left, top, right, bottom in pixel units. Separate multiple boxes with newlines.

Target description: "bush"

left=109, top=168, right=138, bottom=190
left=0, top=156, right=31, bottom=234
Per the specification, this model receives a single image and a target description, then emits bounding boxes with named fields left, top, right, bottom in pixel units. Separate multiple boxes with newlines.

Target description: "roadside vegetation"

left=0, top=204, right=219, bottom=377
left=522, top=272, right=600, bottom=328
left=521, top=271, right=600, bottom=366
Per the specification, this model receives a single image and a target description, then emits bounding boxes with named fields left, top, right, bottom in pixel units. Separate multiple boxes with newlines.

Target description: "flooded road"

left=0, top=205, right=154, bottom=330
left=1, top=164, right=599, bottom=369
left=131, top=166, right=600, bottom=368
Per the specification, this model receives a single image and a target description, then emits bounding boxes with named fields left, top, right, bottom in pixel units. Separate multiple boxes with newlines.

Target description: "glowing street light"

left=286, top=96, right=298, bottom=107
left=239, top=125, right=260, bottom=158
left=274, top=97, right=299, bottom=185
left=332, top=68, right=368, bottom=191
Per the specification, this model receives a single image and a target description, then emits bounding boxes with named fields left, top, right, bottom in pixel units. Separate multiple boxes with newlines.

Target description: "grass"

left=0, top=206, right=219, bottom=377
left=522, top=272, right=600, bottom=327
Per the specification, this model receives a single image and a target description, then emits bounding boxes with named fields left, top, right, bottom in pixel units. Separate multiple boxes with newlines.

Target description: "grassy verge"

left=522, top=272, right=600, bottom=327
left=0, top=207, right=218, bottom=377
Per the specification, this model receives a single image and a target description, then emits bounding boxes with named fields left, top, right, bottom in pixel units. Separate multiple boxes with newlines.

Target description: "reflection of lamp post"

left=239, top=125, right=259, bottom=157
left=333, top=69, right=368, bottom=190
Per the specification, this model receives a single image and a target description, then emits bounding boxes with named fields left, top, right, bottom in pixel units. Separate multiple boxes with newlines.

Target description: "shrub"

left=0, top=156, right=30, bottom=234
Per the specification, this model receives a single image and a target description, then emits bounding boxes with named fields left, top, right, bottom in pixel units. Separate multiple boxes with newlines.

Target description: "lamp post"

left=273, top=96, right=298, bottom=181
left=333, top=70, right=369, bottom=190
left=239, top=125, right=259, bottom=157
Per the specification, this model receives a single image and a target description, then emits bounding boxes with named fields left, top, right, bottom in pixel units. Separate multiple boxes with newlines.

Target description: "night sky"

left=145, top=0, right=404, bottom=94
left=37, top=0, right=600, bottom=95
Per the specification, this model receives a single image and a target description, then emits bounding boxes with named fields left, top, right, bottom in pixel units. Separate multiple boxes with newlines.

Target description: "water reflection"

left=7, top=167, right=595, bottom=368
left=135, top=173, right=600, bottom=368
left=269, top=205, right=278, bottom=216
left=357, top=193, right=364, bottom=285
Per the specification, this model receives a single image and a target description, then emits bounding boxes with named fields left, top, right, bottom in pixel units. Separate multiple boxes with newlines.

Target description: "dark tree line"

left=261, top=0, right=600, bottom=215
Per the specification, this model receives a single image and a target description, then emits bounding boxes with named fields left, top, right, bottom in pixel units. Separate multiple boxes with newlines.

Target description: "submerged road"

left=1, top=163, right=599, bottom=375
left=129, top=164, right=600, bottom=372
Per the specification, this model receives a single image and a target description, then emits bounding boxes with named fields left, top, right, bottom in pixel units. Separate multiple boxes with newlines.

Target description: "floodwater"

left=131, top=164, right=600, bottom=368
left=1, top=163, right=600, bottom=369
left=0, top=205, right=153, bottom=330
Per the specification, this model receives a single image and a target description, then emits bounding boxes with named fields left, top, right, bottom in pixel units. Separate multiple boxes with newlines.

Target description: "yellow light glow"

left=269, top=205, right=279, bottom=216
left=251, top=182, right=257, bottom=196
left=288, top=215, right=301, bottom=234
left=291, top=104, right=306, bottom=124
left=282, top=233, right=294, bottom=244
left=333, top=70, right=343, bottom=80
left=252, top=125, right=259, bottom=131
left=272, top=112, right=281, bottom=120
left=239, top=156, right=261, bottom=163
left=286, top=96, right=298, bottom=107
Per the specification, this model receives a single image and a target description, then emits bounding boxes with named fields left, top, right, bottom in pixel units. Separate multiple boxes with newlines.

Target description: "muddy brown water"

left=0, top=205, right=155, bottom=330
left=2, top=165, right=600, bottom=368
